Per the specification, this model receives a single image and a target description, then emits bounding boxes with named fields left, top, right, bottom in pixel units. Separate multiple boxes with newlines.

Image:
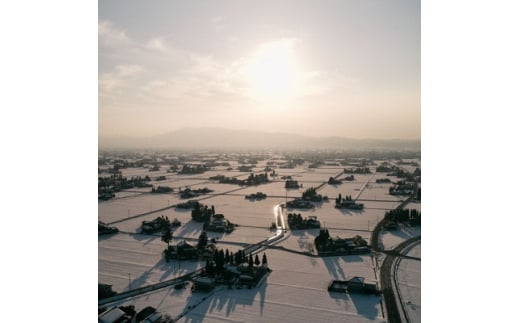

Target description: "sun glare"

left=245, top=39, right=302, bottom=102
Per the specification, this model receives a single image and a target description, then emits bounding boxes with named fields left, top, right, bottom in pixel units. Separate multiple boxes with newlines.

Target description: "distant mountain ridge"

left=99, top=127, right=420, bottom=151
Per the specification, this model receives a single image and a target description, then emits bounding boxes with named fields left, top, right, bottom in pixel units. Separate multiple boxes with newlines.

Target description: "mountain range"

left=99, top=128, right=420, bottom=151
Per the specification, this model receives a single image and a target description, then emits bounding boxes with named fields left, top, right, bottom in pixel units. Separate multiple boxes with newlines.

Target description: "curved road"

left=379, top=236, right=421, bottom=323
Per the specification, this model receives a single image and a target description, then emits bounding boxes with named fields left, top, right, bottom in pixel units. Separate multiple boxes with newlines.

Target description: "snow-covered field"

left=396, top=242, right=421, bottom=323
left=99, top=161, right=419, bottom=322
left=379, top=225, right=421, bottom=251
left=103, top=249, right=384, bottom=323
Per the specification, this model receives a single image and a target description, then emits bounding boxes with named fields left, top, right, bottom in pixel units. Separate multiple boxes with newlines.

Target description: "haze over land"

left=99, top=0, right=420, bottom=141
left=99, top=127, right=420, bottom=150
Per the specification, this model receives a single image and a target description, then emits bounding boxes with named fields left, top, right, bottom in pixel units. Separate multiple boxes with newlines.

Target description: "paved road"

left=379, top=236, right=421, bottom=323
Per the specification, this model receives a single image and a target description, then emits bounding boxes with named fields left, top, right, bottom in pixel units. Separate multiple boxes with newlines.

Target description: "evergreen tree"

left=235, top=250, right=242, bottom=264
left=248, top=254, right=253, bottom=267
left=254, top=254, right=260, bottom=266
left=205, top=259, right=214, bottom=275
left=197, top=231, right=208, bottom=250
left=161, top=226, right=173, bottom=249
left=229, top=251, right=234, bottom=265
left=262, top=253, right=267, bottom=266
left=225, top=249, right=230, bottom=264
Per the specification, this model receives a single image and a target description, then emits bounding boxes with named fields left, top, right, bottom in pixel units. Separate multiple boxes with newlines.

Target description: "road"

left=379, top=236, right=421, bottom=323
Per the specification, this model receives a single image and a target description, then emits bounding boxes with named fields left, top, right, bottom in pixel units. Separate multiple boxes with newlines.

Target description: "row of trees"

left=335, top=193, right=353, bottom=204
left=211, top=173, right=270, bottom=186
left=179, top=164, right=208, bottom=174
left=384, top=208, right=421, bottom=226
left=301, top=187, right=326, bottom=201
left=344, top=167, right=371, bottom=174
left=191, top=203, right=216, bottom=222
left=205, top=249, right=268, bottom=275
left=98, top=174, right=152, bottom=193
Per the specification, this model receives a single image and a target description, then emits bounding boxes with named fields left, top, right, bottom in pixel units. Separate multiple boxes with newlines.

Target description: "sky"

left=99, top=0, right=420, bottom=140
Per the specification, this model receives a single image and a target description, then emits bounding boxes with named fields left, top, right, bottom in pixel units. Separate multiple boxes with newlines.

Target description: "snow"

left=99, top=233, right=243, bottom=293
left=379, top=225, right=421, bottom=250
left=99, top=160, right=419, bottom=322
left=103, top=250, right=384, bottom=322
left=396, top=242, right=421, bottom=323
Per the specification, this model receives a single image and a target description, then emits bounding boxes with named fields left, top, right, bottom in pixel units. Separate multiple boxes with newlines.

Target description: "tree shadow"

left=321, top=255, right=364, bottom=280
left=337, top=208, right=365, bottom=216
left=385, top=225, right=420, bottom=243
left=176, top=220, right=204, bottom=238
left=181, top=277, right=269, bottom=322
left=322, top=257, right=346, bottom=280
left=98, top=234, right=116, bottom=242
left=131, top=233, right=159, bottom=246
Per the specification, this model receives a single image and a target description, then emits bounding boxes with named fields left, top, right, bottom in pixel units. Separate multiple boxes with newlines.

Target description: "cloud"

left=210, top=16, right=226, bottom=32
left=145, top=37, right=167, bottom=52
left=99, top=64, right=145, bottom=95
left=98, top=20, right=131, bottom=48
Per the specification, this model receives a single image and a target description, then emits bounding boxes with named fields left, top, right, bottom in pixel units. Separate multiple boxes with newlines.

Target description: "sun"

left=244, top=39, right=301, bottom=102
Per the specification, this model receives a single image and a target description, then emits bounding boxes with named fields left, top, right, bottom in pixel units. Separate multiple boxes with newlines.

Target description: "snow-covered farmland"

left=379, top=225, right=421, bottom=251
left=99, top=156, right=420, bottom=322
left=103, top=249, right=384, bottom=322
left=396, top=242, right=421, bottom=323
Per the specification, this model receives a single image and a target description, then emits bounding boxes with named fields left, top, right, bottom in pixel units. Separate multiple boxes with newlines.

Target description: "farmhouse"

left=192, top=277, right=215, bottom=292
left=328, top=276, right=379, bottom=294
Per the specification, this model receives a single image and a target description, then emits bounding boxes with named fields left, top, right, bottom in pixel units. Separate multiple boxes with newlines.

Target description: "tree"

left=254, top=254, right=260, bottom=266
left=248, top=254, right=253, bottom=267
left=197, top=231, right=208, bottom=250
left=205, top=259, right=214, bottom=275
left=262, top=253, right=267, bottom=266
left=161, top=227, right=173, bottom=249
left=225, top=249, right=230, bottom=264
left=235, top=250, right=243, bottom=264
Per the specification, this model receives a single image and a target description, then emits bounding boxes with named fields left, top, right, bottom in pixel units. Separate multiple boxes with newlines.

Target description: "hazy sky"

left=99, top=0, right=420, bottom=140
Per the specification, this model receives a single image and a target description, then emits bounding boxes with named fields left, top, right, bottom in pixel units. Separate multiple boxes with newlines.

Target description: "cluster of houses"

left=376, top=178, right=392, bottom=183
left=141, top=216, right=180, bottom=234
left=151, top=186, right=173, bottom=193
left=179, top=187, right=213, bottom=199
left=389, top=181, right=414, bottom=195
left=99, top=221, right=119, bottom=235
left=175, top=200, right=200, bottom=209
left=287, top=213, right=321, bottom=229
left=344, top=167, right=371, bottom=174
left=335, top=194, right=364, bottom=210
left=315, top=229, right=370, bottom=255
left=178, top=164, right=208, bottom=174
left=328, top=177, right=342, bottom=185
left=286, top=199, right=314, bottom=209
left=204, top=214, right=235, bottom=233
left=210, top=173, right=269, bottom=186
left=98, top=305, right=173, bottom=323
left=245, top=192, right=267, bottom=200
left=98, top=175, right=152, bottom=200
left=285, top=180, right=300, bottom=189
left=192, top=252, right=271, bottom=292
left=164, top=240, right=200, bottom=261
